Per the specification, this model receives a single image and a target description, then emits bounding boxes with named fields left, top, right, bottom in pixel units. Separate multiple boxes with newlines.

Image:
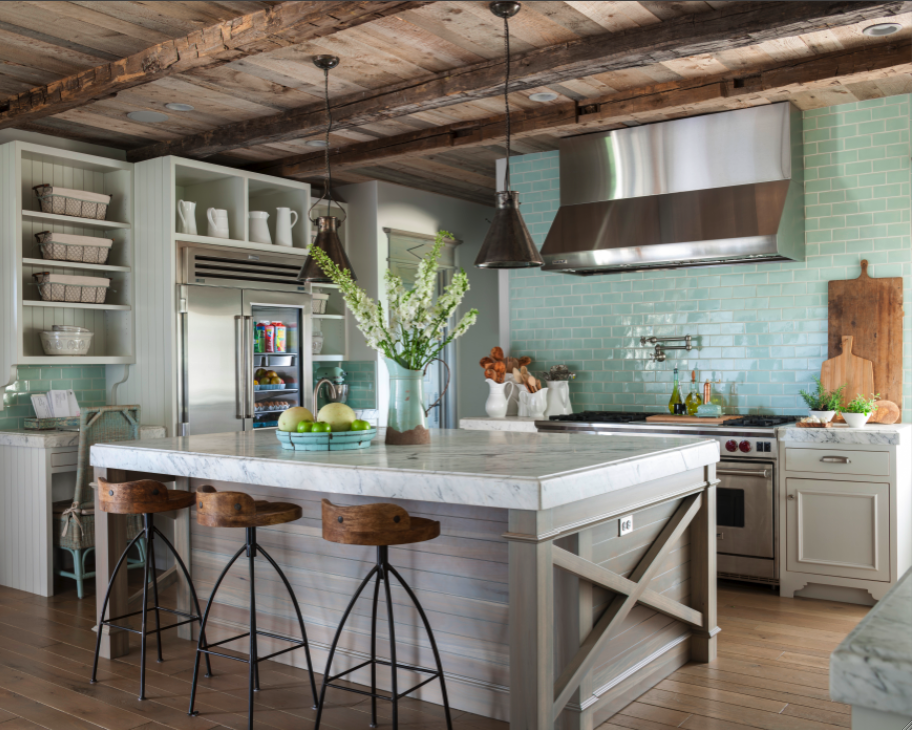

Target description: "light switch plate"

left=619, top=514, right=634, bottom=536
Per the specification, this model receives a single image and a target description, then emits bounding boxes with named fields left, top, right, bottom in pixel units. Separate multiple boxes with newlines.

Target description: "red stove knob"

left=725, top=440, right=738, bottom=452
left=739, top=440, right=752, bottom=453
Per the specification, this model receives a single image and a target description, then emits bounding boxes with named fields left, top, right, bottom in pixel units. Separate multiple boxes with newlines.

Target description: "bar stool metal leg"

left=381, top=547, right=399, bottom=729
left=247, top=528, right=258, bottom=730
left=369, top=569, right=381, bottom=728
left=147, top=516, right=164, bottom=664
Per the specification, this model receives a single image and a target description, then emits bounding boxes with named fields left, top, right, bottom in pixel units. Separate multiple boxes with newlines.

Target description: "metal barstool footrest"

left=325, top=657, right=444, bottom=702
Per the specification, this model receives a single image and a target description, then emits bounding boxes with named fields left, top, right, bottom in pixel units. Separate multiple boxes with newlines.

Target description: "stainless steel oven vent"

left=183, top=248, right=308, bottom=290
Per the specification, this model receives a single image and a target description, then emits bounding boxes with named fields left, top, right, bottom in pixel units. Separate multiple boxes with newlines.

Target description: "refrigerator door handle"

left=234, top=315, right=246, bottom=419
left=244, top=316, right=255, bottom=419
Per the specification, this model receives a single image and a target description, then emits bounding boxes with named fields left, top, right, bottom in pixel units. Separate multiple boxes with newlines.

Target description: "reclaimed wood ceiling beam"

left=250, top=39, right=912, bottom=179
left=125, top=0, right=912, bottom=162
left=0, top=1, right=431, bottom=129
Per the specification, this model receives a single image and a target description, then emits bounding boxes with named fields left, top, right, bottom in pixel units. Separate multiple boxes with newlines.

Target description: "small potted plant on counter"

left=841, top=393, right=879, bottom=428
left=799, top=377, right=845, bottom=423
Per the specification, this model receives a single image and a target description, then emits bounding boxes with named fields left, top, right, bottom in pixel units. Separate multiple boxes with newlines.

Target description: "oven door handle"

left=717, top=468, right=771, bottom=478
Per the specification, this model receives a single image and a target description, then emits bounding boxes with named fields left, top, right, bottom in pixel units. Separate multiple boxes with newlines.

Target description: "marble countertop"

left=780, top=423, right=910, bottom=446
left=0, top=425, right=167, bottom=449
left=831, top=566, right=912, bottom=715
left=459, top=416, right=539, bottom=432
left=90, top=428, right=719, bottom=511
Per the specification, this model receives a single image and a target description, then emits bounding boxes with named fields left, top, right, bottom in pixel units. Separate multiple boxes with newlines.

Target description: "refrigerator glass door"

left=184, top=286, right=244, bottom=436
left=245, top=290, right=313, bottom=429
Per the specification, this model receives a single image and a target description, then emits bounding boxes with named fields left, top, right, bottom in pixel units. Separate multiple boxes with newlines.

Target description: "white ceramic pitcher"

left=177, top=200, right=197, bottom=235
left=275, top=207, right=298, bottom=247
left=544, top=380, right=572, bottom=418
left=207, top=208, right=230, bottom=239
left=249, top=211, right=271, bottom=244
left=484, top=380, right=515, bottom=418
left=519, top=388, right=549, bottom=419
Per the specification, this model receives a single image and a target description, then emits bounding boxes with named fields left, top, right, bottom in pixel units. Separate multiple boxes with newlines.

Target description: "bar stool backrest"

left=98, top=477, right=170, bottom=514
left=196, top=490, right=257, bottom=527
left=322, top=499, right=417, bottom=545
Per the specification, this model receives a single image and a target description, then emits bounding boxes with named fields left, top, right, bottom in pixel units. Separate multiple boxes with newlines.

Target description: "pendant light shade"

left=475, top=1, right=543, bottom=270
left=299, top=55, right=357, bottom=282
left=475, top=192, right=542, bottom=268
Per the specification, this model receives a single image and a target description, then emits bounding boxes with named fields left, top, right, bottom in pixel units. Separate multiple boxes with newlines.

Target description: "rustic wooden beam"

left=251, top=39, right=912, bottom=179
left=126, top=1, right=912, bottom=162
left=0, top=1, right=430, bottom=129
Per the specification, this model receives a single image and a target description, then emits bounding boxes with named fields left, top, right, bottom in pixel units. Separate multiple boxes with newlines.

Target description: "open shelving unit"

left=0, top=141, right=135, bottom=370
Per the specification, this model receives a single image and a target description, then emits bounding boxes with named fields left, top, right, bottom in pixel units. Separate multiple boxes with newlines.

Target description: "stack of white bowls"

left=40, top=325, right=94, bottom=356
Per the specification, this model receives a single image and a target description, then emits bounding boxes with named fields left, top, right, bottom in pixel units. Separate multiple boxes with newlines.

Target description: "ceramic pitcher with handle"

left=519, top=388, right=549, bottom=419
left=544, top=380, right=572, bottom=418
left=248, top=211, right=271, bottom=244
left=177, top=200, right=197, bottom=235
left=484, top=380, right=515, bottom=418
left=207, top=208, right=230, bottom=238
left=275, top=207, right=298, bottom=247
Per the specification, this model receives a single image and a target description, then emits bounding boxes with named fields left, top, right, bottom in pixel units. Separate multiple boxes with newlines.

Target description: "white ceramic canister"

left=248, top=211, right=271, bottom=244
left=484, top=380, right=516, bottom=418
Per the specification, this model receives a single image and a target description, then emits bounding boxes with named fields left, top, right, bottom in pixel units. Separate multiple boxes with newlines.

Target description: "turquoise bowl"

left=276, top=428, right=377, bottom=451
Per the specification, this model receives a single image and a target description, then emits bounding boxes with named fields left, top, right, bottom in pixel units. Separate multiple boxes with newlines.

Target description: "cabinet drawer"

left=785, top=448, right=889, bottom=477
left=50, top=450, right=78, bottom=468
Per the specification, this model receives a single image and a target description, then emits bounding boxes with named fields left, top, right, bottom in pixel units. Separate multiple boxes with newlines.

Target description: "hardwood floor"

left=0, top=578, right=866, bottom=729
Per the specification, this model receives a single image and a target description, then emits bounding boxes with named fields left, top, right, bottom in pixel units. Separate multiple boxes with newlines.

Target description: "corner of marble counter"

left=459, top=416, right=539, bottom=433
left=779, top=423, right=911, bottom=446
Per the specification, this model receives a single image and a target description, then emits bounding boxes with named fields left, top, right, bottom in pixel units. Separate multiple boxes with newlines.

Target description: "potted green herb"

left=799, top=377, right=845, bottom=423
left=841, top=393, right=879, bottom=428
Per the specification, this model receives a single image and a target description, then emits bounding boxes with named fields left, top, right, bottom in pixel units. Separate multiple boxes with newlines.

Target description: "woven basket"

left=36, top=232, right=112, bottom=264
left=34, top=273, right=110, bottom=303
left=33, top=185, right=110, bottom=220
left=54, top=502, right=142, bottom=550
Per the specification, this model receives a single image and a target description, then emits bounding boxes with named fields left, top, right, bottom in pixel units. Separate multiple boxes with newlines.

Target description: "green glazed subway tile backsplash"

left=341, top=360, right=377, bottom=410
left=509, top=96, right=912, bottom=421
left=0, top=364, right=107, bottom=431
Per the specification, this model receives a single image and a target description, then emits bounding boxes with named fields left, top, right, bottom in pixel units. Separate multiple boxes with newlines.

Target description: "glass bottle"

left=685, top=369, right=703, bottom=415
left=668, top=367, right=683, bottom=414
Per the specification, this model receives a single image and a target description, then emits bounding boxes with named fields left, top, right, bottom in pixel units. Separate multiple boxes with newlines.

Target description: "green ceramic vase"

left=385, top=358, right=430, bottom=445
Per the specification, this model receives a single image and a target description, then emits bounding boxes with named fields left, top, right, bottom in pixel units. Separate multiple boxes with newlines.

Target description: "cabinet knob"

left=788, top=494, right=795, bottom=500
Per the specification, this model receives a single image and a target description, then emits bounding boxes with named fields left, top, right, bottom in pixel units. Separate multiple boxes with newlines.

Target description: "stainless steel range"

left=536, top=411, right=801, bottom=586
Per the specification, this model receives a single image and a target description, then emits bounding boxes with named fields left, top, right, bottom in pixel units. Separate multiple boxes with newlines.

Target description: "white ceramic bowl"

left=52, top=325, right=91, bottom=333
left=40, top=330, right=93, bottom=356
left=841, top=412, right=871, bottom=428
left=810, top=410, right=836, bottom=422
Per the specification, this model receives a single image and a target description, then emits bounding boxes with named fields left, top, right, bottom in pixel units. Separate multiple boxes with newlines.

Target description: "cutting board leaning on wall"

left=828, top=260, right=903, bottom=421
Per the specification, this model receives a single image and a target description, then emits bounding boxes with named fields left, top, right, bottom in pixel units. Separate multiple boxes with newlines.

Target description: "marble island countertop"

left=90, top=428, right=719, bottom=511
left=831, top=566, right=912, bottom=717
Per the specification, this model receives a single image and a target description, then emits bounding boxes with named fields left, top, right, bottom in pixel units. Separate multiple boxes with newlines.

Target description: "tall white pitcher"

left=177, top=200, right=197, bottom=234
left=484, top=380, right=515, bottom=418
left=275, top=207, right=298, bottom=247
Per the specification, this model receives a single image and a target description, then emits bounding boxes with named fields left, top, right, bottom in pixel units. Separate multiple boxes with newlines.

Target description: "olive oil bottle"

left=668, top=367, right=683, bottom=414
left=685, top=369, right=703, bottom=415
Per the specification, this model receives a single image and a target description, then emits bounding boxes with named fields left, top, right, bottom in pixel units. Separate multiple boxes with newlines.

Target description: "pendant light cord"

left=309, top=66, right=345, bottom=223
left=503, top=14, right=512, bottom=193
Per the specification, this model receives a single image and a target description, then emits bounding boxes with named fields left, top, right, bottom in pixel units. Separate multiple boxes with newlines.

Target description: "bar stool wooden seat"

left=314, top=500, right=453, bottom=730
left=91, top=478, right=212, bottom=700
left=188, top=487, right=317, bottom=730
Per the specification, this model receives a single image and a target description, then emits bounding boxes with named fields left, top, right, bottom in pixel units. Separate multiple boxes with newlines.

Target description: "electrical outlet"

left=619, top=514, right=634, bottom=536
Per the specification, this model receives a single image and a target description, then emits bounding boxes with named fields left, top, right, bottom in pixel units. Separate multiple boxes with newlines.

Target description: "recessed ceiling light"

left=165, top=103, right=195, bottom=112
left=305, top=139, right=329, bottom=148
left=863, top=22, right=902, bottom=36
left=529, top=91, right=559, bottom=102
left=127, top=110, right=169, bottom=123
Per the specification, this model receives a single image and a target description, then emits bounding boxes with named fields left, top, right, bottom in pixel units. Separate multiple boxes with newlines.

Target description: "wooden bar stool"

left=188, top=487, right=318, bottom=730
left=314, top=500, right=453, bottom=730
left=91, top=478, right=212, bottom=700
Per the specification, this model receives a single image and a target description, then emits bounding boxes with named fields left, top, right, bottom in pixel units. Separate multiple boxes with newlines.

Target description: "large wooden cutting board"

left=829, top=260, right=903, bottom=419
left=645, top=414, right=743, bottom=425
left=821, top=336, right=875, bottom=409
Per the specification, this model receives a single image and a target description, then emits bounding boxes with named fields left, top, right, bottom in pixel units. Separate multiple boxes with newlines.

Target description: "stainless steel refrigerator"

left=178, top=247, right=313, bottom=436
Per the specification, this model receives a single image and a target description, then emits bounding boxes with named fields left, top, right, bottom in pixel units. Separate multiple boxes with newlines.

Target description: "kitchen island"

left=90, top=428, right=719, bottom=729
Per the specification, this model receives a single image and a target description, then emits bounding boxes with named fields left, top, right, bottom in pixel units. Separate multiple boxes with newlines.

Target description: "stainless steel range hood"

left=541, top=103, right=804, bottom=275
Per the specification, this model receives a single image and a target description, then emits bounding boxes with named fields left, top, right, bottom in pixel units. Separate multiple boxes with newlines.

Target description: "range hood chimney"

left=541, top=103, right=804, bottom=275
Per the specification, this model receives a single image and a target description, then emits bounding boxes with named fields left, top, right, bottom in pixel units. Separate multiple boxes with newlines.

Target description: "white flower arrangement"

left=308, top=230, right=478, bottom=371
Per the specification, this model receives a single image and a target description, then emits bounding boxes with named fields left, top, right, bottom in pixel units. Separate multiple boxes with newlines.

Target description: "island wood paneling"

left=186, top=479, right=701, bottom=722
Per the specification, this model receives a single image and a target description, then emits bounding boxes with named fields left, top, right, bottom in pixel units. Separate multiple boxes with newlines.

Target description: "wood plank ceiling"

left=0, top=1, right=910, bottom=205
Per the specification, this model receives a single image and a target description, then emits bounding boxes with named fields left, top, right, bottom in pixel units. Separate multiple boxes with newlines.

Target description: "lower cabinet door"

left=786, top=478, right=890, bottom=582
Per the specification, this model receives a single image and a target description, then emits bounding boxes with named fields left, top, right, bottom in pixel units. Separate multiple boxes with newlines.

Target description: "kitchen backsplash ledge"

left=508, top=95, right=911, bottom=421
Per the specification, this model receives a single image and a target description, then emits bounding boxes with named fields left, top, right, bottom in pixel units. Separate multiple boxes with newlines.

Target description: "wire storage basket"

left=33, top=185, right=111, bottom=220
left=33, top=273, right=110, bottom=304
left=36, top=232, right=113, bottom=264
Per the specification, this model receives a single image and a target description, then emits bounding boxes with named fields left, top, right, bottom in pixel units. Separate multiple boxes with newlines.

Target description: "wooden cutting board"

left=821, top=335, right=875, bottom=409
left=645, top=414, right=744, bottom=425
left=829, top=260, right=903, bottom=420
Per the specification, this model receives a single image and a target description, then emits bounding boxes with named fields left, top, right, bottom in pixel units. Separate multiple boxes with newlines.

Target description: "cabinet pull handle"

left=718, top=468, right=771, bottom=478
left=820, top=456, right=851, bottom=464
left=788, top=494, right=795, bottom=500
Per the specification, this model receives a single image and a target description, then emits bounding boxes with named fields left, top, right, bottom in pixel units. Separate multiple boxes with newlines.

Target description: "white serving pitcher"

left=177, top=200, right=197, bottom=235
left=544, top=380, right=572, bottom=418
left=248, top=211, right=271, bottom=244
left=519, top=388, right=549, bottom=419
left=484, top=380, right=515, bottom=418
left=207, top=208, right=230, bottom=239
left=275, top=207, right=298, bottom=247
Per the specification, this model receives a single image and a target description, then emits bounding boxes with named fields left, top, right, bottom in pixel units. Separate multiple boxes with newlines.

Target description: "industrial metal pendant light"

left=299, top=55, right=357, bottom=283
left=475, top=1, right=543, bottom=269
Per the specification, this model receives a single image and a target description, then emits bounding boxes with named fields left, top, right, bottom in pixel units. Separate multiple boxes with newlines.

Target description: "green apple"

left=312, top=422, right=331, bottom=433
left=350, top=419, right=371, bottom=431
left=296, top=421, right=314, bottom=433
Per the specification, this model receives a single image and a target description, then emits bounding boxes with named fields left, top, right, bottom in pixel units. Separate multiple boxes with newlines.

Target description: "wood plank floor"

left=0, top=578, right=867, bottom=729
